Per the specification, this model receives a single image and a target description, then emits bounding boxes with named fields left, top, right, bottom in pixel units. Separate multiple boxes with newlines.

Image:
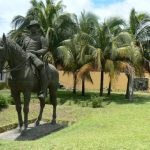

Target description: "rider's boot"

left=38, top=67, right=47, bottom=100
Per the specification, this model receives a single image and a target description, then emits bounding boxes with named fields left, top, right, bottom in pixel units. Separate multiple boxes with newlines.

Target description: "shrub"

left=0, top=82, right=8, bottom=90
left=0, top=95, right=8, bottom=109
left=92, top=97, right=103, bottom=108
left=7, top=96, right=15, bottom=105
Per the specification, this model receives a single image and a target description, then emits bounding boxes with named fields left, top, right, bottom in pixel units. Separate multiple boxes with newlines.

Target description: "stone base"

left=0, top=122, right=66, bottom=141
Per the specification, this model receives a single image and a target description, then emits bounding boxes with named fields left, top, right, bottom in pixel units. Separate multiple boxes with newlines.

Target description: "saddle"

left=28, top=58, right=47, bottom=79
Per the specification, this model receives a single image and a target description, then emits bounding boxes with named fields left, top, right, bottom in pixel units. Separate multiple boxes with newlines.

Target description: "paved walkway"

left=0, top=122, right=66, bottom=141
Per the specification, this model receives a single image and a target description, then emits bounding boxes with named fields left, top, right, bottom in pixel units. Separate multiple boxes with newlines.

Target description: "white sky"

left=0, top=0, right=150, bottom=36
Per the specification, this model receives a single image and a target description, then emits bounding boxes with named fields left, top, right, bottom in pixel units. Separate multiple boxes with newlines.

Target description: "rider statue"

left=22, top=20, right=48, bottom=99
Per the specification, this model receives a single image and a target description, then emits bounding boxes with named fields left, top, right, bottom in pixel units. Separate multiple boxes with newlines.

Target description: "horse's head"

left=0, top=34, right=27, bottom=72
left=0, top=34, right=7, bottom=72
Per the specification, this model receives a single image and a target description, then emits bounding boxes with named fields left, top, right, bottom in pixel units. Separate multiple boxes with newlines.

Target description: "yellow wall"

left=59, top=71, right=150, bottom=92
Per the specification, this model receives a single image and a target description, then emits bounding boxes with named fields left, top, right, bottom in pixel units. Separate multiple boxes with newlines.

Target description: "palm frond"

left=106, top=17, right=126, bottom=35
left=76, top=32, right=96, bottom=46
left=130, top=8, right=139, bottom=35
left=105, top=59, right=114, bottom=72
left=115, top=61, right=133, bottom=75
left=57, top=45, right=73, bottom=67
left=113, top=32, right=133, bottom=48
left=77, top=63, right=93, bottom=81
left=11, top=15, right=26, bottom=29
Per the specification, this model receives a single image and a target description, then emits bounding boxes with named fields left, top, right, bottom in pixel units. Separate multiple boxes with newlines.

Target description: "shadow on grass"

left=57, top=90, right=100, bottom=105
left=103, top=92, right=150, bottom=105
left=56, top=90, right=150, bottom=106
left=0, top=105, right=9, bottom=112
left=16, top=123, right=67, bottom=141
left=0, top=89, right=149, bottom=108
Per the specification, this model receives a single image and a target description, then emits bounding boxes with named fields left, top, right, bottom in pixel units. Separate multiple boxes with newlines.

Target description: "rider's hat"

left=27, top=20, right=40, bottom=29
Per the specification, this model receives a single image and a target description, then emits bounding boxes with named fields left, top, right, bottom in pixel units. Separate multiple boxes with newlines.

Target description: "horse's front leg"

left=23, top=91, right=31, bottom=130
left=11, top=90, right=23, bottom=131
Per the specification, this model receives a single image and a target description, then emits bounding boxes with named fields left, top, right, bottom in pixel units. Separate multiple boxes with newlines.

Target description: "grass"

left=0, top=89, right=150, bottom=149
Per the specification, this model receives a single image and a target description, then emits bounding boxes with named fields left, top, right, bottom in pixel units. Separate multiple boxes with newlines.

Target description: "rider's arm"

left=21, top=38, right=26, bottom=51
left=31, top=36, right=48, bottom=55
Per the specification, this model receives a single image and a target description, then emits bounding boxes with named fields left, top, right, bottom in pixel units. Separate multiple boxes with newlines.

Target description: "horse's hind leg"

left=49, top=87, right=57, bottom=125
left=12, top=90, right=23, bottom=131
left=35, top=97, right=45, bottom=126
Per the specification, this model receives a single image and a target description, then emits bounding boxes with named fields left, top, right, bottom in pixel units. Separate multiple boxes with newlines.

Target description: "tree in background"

left=129, top=8, right=150, bottom=72
left=94, top=17, right=126, bottom=96
left=8, top=3, right=150, bottom=97
left=9, top=0, right=77, bottom=66
left=57, top=31, right=98, bottom=94
left=112, top=32, right=142, bottom=100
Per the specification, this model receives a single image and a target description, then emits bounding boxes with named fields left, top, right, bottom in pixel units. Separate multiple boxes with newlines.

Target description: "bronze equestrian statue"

left=0, top=21, right=59, bottom=131
left=22, top=20, right=47, bottom=100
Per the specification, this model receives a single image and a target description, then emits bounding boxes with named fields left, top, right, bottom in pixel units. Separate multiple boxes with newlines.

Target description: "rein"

left=2, top=38, right=29, bottom=73
left=2, top=59, right=28, bottom=73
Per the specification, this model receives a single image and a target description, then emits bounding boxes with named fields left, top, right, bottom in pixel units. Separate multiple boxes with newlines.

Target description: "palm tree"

left=119, top=8, right=150, bottom=98
left=57, top=11, right=100, bottom=95
left=112, top=32, right=142, bottom=100
left=94, top=17, right=126, bottom=96
left=57, top=31, right=98, bottom=94
left=77, top=11, right=99, bottom=95
left=129, top=8, right=150, bottom=72
left=9, top=0, right=77, bottom=65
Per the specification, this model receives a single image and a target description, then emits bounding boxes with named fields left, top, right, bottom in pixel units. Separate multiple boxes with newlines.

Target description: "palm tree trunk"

left=0, top=72, right=2, bottom=80
left=108, top=80, right=111, bottom=96
left=126, top=74, right=134, bottom=101
left=73, top=73, right=77, bottom=94
left=125, top=74, right=129, bottom=99
left=82, top=78, right=85, bottom=96
left=100, top=70, right=104, bottom=96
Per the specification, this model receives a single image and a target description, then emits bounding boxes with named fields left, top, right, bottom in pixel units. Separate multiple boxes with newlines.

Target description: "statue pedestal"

left=0, top=122, right=65, bottom=141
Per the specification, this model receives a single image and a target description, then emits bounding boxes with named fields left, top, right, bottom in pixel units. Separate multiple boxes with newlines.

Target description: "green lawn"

left=0, top=90, right=150, bottom=150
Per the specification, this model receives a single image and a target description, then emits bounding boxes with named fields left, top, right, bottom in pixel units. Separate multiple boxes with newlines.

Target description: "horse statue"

left=0, top=34, right=59, bottom=131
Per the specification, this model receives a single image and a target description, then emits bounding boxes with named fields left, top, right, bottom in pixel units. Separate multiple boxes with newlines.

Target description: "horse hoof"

left=51, top=120, right=56, bottom=125
left=16, top=126, right=23, bottom=133
left=20, top=127, right=27, bottom=135
left=34, top=121, right=40, bottom=127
